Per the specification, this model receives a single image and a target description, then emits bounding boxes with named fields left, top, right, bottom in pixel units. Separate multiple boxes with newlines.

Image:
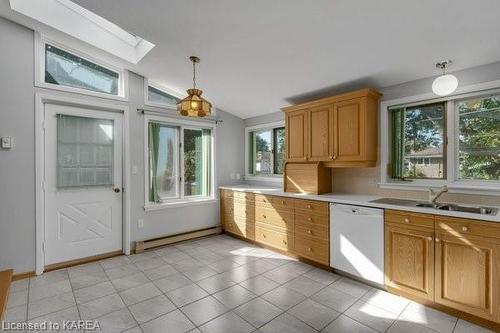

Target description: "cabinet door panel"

left=308, top=105, right=332, bottom=161
left=333, top=99, right=364, bottom=161
left=385, top=224, right=434, bottom=300
left=435, top=233, right=499, bottom=321
left=286, top=110, right=308, bottom=161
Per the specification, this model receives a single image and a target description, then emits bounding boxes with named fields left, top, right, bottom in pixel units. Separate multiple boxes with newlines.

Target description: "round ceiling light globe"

left=432, top=74, right=458, bottom=96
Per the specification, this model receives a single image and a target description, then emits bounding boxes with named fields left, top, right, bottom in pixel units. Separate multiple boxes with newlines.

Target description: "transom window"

left=45, top=44, right=121, bottom=96
left=147, top=120, right=213, bottom=204
left=387, top=93, right=500, bottom=186
left=147, top=85, right=181, bottom=106
left=247, top=125, right=285, bottom=177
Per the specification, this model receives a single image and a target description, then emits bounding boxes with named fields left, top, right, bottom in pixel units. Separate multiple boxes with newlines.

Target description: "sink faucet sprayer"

left=429, top=185, right=448, bottom=204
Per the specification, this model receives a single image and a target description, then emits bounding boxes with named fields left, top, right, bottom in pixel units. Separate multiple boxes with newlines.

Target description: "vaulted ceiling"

left=8, top=0, right=500, bottom=118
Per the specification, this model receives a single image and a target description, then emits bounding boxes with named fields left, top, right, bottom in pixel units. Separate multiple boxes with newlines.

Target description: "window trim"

left=244, top=121, right=285, bottom=183
left=143, top=79, right=183, bottom=109
left=143, top=114, right=216, bottom=210
left=35, top=33, right=128, bottom=101
left=380, top=82, right=500, bottom=195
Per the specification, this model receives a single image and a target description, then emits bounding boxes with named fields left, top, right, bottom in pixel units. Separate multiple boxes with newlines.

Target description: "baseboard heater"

left=135, top=226, right=222, bottom=253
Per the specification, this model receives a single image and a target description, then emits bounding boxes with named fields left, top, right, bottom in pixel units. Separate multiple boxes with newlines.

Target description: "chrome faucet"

left=429, top=185, right=448, bottom=204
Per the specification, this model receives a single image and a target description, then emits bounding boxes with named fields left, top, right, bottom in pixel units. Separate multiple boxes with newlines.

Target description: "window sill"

left=144, top=198, right=218, bottom=211
left=244, top=175, right=283, bottom=183
left=379, top=181, right=500, bottom=196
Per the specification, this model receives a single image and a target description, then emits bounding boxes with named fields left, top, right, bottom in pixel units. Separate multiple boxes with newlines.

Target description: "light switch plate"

left=1, top=136, right=13, bottom=149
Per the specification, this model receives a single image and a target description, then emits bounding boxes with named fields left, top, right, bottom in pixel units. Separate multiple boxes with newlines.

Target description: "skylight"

left=9, top=0, right=155, bottom=64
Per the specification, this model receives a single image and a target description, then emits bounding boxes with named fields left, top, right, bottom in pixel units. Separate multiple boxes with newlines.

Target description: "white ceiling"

left=6, top=0, right=500, bottom=118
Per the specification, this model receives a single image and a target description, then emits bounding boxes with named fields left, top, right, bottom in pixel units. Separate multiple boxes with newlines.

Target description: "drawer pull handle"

left=307, top=217, right=312, bottom=222
left=404, top=218, right=410, bottom=223
left=462, top=226, right=468, bottom=232
left=307, top=247, right=312, bottom=252
left=307, top=230, right=312, bottom=234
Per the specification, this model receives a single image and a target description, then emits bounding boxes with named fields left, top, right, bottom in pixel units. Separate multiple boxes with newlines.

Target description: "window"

left=45, top=44, right=120, bottom=95
left=247, top=125, right=285, bottom=177
left=390, top=103, right=446, bottom=179
left=147, top=120, right=213, bottom=204
left=57, top=115, right=114, bottom=187
left=148, top=86, right=180, bottom=106
left=457, top=95, right=500, bottom=181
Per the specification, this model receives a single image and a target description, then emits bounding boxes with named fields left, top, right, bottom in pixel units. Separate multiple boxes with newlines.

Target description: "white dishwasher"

left=330, top=203, right=384, bottom=285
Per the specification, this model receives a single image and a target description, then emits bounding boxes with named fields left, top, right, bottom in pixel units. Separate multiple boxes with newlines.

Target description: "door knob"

left=112, top=186, right=121, bottom=193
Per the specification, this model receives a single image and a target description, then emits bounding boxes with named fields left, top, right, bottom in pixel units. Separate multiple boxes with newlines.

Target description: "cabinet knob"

left=262, top=214, right=266, bottom=218
left=427, top=236, right=433, bottom=241
left=281, top=200, right=286, bottom=205
left=404, top=218, right=410, bottom=223
left=332, top=155, right=337, bottom=160
left=462, top=226, right=469, bottom=232
left=307, top=205, right=312, bottom=209
left=307, top=247, right=312, bottom=252
left=282, top=240, right=287, bottom=245
left=307, top=229, right=312, bottom=234
left=435, top=237, right=440, bottom=243
left=262, top=234, right=266, bottom=238
left=307, top=217, right=312, bottom=222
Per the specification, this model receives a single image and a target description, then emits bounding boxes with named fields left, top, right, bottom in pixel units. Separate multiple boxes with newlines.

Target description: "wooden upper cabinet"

left=308, top=105, right=333, bottom=161
left=333, top=98, right=363, bottom=162
left=385, top=223, right=435, bottom=301
left=286, top=109, right=308, bottom=162
left=282, top=88, right=380, bottom=167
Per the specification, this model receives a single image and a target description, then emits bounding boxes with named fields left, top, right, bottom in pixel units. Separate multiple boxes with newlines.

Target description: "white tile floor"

left=2, top=234, right=495, bottom=333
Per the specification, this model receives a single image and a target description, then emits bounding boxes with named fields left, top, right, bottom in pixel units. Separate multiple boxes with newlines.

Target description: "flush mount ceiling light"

left=432, top=60, right=458, bottom=96
left=177, top=56, right=212, bottom=117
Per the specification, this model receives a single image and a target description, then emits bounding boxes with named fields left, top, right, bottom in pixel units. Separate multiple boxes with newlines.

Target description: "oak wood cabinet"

left=220, top=189, right=329, bottom=265
left=285, top=110, right=308, bottom=162
left=385, top=210, right=500, bottom=324
left=282, top=88, right=381, bottom=167
left=434, top=216, right=500, bottom=322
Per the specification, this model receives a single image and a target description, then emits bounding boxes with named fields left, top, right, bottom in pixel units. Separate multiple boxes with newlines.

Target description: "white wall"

left=0, top=17, right=245, bottom=273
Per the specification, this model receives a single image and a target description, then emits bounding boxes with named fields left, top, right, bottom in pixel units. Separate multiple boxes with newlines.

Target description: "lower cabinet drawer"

left=255, top=206, right=294, bottom=230
left=224, top=216, right=254, bottom=239
left=294, top=235, right=329, bottom=265
left=255, top=224, right=294, bottom=252
left=295, top=222, right=328, bottom=240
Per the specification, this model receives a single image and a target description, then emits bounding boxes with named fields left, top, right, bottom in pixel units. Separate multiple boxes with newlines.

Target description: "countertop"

left=219, top=184, right=500, bottom=223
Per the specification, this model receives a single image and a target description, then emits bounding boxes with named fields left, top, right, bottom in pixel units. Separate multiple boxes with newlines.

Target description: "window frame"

left=389, top=101, right=448, bottom=180
left=35, top=34, right=128, bottom=101
left=245, top=121, right=285, bottom=183
left=380, top=85, right=500, bottom=195
left=143, top=114, right=216, bottom=210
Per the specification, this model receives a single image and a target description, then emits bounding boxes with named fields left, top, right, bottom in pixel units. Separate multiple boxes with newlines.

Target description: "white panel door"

left=44, top=104, right=123, bottom=265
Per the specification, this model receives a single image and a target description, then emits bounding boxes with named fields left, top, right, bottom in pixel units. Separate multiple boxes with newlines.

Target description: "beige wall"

left=331, top=167, right=499, bottom=206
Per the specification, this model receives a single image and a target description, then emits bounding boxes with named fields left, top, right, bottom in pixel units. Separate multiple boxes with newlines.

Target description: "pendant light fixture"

left=432, top=60, right=458, bottom=96
left=177, top=56, right=212, bottom=117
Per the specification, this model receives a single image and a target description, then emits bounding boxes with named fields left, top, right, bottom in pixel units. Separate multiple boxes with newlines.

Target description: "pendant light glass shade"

left=432, top=60, right=458, bottom=96
left=432, top=74, right=458, bottom=96
left=177, top=56, right=212, bottom=117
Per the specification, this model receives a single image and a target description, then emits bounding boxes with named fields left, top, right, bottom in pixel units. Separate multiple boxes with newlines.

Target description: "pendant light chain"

left=192, top=59, right=196, bottom=89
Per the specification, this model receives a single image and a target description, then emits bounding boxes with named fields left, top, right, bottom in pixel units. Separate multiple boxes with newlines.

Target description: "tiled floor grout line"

left=10, top=236, right=480, bottom=333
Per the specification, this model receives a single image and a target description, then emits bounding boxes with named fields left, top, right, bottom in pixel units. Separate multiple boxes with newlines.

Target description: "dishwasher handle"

left=331, top=203, right=383, bottom=217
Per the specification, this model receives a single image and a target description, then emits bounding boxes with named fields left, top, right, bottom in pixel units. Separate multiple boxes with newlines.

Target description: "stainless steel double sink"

left=369, top=198, right=499, bottom=216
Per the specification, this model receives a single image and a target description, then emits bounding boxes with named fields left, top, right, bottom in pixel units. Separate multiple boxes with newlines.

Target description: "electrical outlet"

left=236, top=173, right=241, bottom=180
left=138, top=219, right=144, bottom=228
left=1, top=136, right=13, bottom=149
